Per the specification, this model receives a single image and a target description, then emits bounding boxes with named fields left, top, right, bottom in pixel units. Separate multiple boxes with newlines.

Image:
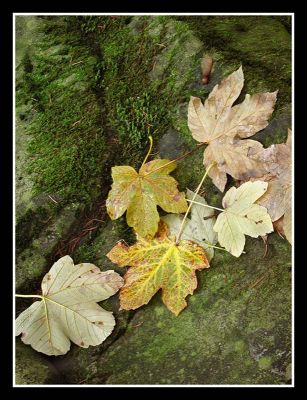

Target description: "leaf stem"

left=144, top=142, right=206, bottom=176
left=176, top=162, right=216, bottom=244
left=186, top=199, right=224, bottom=212
left=141, top=135, right=153, bottom=168
left=15, top=294, right=43, bottom=299
left=204, top=242, right=245, bottom=254
left=204, top=242, right=228, bottom=252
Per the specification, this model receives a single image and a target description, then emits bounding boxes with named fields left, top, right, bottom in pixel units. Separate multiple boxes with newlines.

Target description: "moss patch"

left=16, top=16, right=106, bottom=204
left=15, top=340, right=62, bottom=384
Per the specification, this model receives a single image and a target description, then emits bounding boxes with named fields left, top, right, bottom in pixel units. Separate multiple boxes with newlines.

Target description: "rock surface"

left=15, top=15, right=292, bottom=385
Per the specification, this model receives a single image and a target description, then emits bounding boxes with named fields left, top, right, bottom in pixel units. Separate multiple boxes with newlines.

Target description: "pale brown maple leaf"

left=256, top=129, right=292, bottom=243
left=188, top=66, right=278, bottom=192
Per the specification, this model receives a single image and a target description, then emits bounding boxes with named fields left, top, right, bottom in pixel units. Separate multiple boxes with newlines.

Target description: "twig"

left=70, top=120, right=81, bottom=128
left=71, top=60, right=84, bottom=66
left=48, top=195, right=58, bottom=204
left=249, top=274, right=267, bottom=289
left=261, top=235, right=268, bottom=258
left=186, top=199, right=224, bottom=212
left=144, top=142, right=206, bottom=177
left=131, top=321, right=144, bottom=328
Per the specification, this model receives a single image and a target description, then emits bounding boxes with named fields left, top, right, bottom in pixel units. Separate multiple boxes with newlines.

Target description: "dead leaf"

left=16, top=256, right=123, bottom=356
left=273, top=217, right=285, bottom=238
left=106, top=160, right=188, bottom=238
left=107, top=237, right=209, bottom=316
left=256, top=129, right=292, bottom=243
left=188, top=66, right=277, bottom=191
left=283, top=206, right=292, bottom=244
left=213, top=181, right=274, bottom=257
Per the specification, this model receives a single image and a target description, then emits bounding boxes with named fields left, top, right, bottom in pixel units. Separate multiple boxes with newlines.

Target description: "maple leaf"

left=188, top=66, right=278, bottom=192
left=255, top=129, right=292, bottom=243
left=162, top=189, right=218, bottom=261
left=213, top=181, right=274, bottom=257
left=283, top=206, right=292, bottom=244
left=106, top=160, right=188, bottom=238
left=15, top=256, right=123, bottom=356
left=107, top=237, right=209, bottom=316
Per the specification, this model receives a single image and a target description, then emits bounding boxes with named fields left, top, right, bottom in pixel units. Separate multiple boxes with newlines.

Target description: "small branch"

left=186, top=199, right=224, bottom=212
left=71, top=60, right=84, bottom=66
left=144, top=142, right=206, bottom=177
left=48, top=195, right=58, bottom=204
left=176, top=162, right=215, bottom=244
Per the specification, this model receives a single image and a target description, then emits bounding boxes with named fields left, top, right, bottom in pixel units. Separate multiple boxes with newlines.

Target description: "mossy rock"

left=15, top=15, right=291, bottom=385
left=16, top=203, right=82, bottom=295
left=53, top=234, right=291, bottom=384
left=15, top=340, right=62, bottom=384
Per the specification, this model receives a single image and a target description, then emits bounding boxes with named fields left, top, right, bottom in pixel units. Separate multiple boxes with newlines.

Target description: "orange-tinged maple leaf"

left=107, top=237, right=209, bottom=316
left=106, top=159, right=188, bottom=238
left=188, top=66, right=278, bottom=192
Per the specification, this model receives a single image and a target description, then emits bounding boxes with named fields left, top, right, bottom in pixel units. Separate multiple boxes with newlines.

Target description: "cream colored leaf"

left=188, top=189, right=217, bottom=246
left=188, top=66, right=277, bottom=191
left=214, top=181, right=273, bottom=257
left=161, top=190, right=217, bottom=261
left=16, top=256, right=123, bottom=356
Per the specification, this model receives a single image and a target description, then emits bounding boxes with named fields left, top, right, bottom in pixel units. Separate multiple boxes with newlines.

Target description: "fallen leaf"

left=107, top=237, right=209, bottom=316
left=283, top=206, right=292, bottom=244
left=188, top=66, right=277, bottom=191
left=16, top=256, right=123, bottom=356
left=213, top=181, right=274, bottom=257
left=273, top=217, right=285, bottom=238
left=255, top=129, right=292, bottom=244
left=162, top=189, right=217, bottom=260
left=106, top=160, right=188, bottom=238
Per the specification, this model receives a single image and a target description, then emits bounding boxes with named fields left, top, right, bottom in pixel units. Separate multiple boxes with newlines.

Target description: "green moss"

left=98, top=16, right=204, bottom=163
left=258, top=356, right=273, bottom=370
left=16, top=16, right=107, bottom=204
left=15, top=340, right=60, bottom=384
left=16, top=206, right=52, bottom=256
left=115, top=92, right=160, bottom=149
left=16, top=203, right=81, bottom=293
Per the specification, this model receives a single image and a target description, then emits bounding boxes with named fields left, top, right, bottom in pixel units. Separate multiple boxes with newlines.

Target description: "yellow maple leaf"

left=107, top=237, right=209, bottom=316
left=106, top=159, right=188, bottom=238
